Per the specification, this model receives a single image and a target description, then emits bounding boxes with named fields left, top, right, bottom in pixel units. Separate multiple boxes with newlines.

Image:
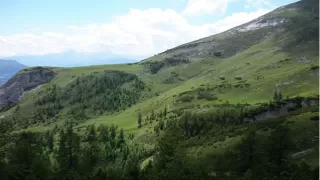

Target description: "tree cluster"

left=0, top=121, right=150, bottom=180
left=34, top=70, right=145, bottom=121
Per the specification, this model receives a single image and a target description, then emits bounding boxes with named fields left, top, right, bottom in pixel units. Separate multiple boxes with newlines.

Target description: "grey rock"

left=0, top=67, right=55, bottom=110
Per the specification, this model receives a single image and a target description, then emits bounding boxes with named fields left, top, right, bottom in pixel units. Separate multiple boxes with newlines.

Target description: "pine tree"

left=98, top=125, right=110, bottom=142
left=65, top=121, right=80, bottom=170
left=138, top=112, right=142, bottom=128
left=237, top=126, right=256, bottom=172
left=47, top=131, right=54, bottom=152
left=110, top=125, right=117, bottom=139
left=159, top=120, right=165, bottom=130
left=273, top=90, right=279, bottom=102
left=82, top=125, right=100, bottom=175
left=118, top=128, right=125, bottom=145
left=278, top=91, right=283, bottom=101
left=56, top=129, right=68, bottom=172
left=239, top=105, right=244, bottom=124
left=267, top=125, right=292, bottom=175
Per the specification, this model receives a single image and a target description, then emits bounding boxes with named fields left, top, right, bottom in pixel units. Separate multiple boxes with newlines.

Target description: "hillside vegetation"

left=0, top=0, right=318, bottom=179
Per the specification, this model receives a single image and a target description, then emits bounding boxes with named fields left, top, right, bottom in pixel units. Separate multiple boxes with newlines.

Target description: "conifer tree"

left=138, top=112, right=142, bottom=128
left=273, top=90, right=279, bottom=102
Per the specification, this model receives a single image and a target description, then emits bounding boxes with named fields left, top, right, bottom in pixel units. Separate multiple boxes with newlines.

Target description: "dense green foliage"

left=0, top=97, right=318, bottom=179
left=0, top=0, right=318, bottom=179
left=147, top=110, right=319, bottom=180
left=0, top=121, right=151, bottom=180
left=35, top=70, right=145, bottom=120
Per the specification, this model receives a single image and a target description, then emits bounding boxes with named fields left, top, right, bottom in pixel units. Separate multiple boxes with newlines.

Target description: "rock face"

left=243, top=99, right=319, bottom=123
left=0, top=67, right=55, bottom=110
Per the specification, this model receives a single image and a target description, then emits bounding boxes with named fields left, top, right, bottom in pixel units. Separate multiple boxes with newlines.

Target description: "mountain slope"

left=0, top=0, right=318, bottom=179
left=1, top=0, right=318, bottom=133
left=0, top=59, right=28, bottom=85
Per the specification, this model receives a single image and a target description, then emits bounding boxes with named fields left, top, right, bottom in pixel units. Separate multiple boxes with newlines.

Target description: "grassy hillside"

left=1, top=0, right=318, bottom=135
left=0, top=0, right=318, bottom=179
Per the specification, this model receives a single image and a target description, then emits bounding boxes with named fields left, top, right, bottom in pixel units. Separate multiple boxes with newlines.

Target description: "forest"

left=0, top=95, right=318, bottom=180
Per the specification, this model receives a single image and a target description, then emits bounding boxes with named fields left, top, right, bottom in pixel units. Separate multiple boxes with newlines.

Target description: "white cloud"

left=0, top=7, right=272, bottom=58
left=182, top=0, right=230, bottom=16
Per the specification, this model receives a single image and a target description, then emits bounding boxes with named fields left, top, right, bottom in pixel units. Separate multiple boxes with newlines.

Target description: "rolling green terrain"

left=0, top=0, right=318, bottom=179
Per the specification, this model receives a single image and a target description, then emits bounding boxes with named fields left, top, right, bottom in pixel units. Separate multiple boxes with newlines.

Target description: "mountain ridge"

left=0, top=59, right=28, bottom=86
left=3, top=50, right=144, bottom=67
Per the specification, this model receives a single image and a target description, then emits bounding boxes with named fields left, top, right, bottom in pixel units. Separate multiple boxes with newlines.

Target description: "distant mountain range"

left=0, top=59, right=28, bottom=85
left=3, top=51, right=144, bottom=67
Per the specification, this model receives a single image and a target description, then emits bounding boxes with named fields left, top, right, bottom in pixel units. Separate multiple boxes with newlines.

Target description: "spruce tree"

left=273, top=90, right=279, bottom=102
left=110, top=125, right=117, bottom=139
left=118, top=128, right=125, bottom=145
left=138, top=112, right=142, bottom=128
left=47, top=131, right=54, bottom=152
left=278, top=91, right=283, bottom=101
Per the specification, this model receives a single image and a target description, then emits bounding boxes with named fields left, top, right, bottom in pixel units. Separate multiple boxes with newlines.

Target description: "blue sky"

left=0, top=0, right=297, bottom=58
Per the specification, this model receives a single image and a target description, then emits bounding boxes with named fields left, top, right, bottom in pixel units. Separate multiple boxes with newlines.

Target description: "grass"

left=3, top=1, right=318, bottom=151
left=11, top=35, right=318, bottom=138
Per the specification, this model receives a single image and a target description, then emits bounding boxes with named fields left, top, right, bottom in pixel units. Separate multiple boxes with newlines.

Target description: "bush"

left=197, top=91, right=218, bottom=101
left=235, top=76, right=242, bottom=80
left=214, top=52, right=222, bottom=57
left=310, top=65, right=319, bottom=70
left=310, top=116, right=319, bottom=121
left=178, top=95, right=194, bottom=102
left=219, top=76, right=225, bottom=80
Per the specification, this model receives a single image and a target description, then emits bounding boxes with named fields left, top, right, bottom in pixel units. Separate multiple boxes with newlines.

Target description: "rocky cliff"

left=0, top=67, right=55, bottom=110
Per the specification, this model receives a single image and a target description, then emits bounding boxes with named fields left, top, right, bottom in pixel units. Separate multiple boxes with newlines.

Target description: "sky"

left=0, top=0, right=297, bottom=59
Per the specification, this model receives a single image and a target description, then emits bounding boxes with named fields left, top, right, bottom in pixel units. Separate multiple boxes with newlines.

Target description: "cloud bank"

left=0, top=1, right=272, bottom=58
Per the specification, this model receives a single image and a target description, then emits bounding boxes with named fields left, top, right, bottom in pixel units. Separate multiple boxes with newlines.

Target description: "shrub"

left=214, top=52, right=222, bottom=57
left=310, top=65, right=319, bottom=70
left=235, top=76, right=242, bottom=80
left=310, top=116, right=319, bottom=121
left=197, top=91, right=218, bottom=101
left=178, top=95, right=194, bottom=102
left=219, top=76, right=225, bottom=80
